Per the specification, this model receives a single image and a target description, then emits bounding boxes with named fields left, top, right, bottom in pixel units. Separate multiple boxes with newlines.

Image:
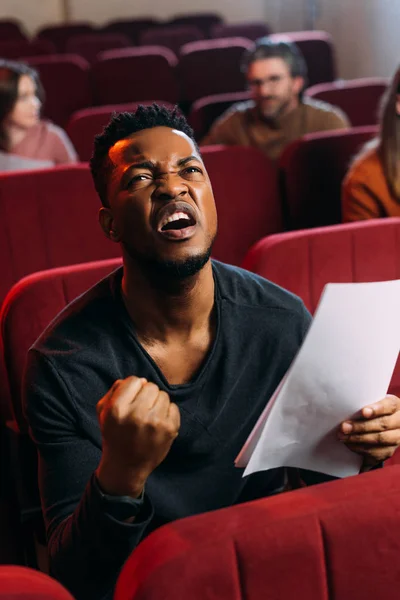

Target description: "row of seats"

left=2, top=30, right=338, bottom=126
left=3, top=462, right=400, bottom=599
left=0, top=23, right=272, bottom=62
left=64, top=80, right=385, bottom=162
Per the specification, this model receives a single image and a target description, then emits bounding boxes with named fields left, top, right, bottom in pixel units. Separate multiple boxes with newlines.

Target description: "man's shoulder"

left=212, top=260, right=307, bottom=317
left=32, top=267, right=122, bottom=357
left=217, top=100, right=255, bottom=123
left=301, top=97, right=349, bottom=126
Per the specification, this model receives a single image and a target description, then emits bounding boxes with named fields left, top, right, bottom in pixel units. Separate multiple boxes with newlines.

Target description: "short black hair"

left=241, top=37, right=308, bottom=81
left=90, top=103, right=199, bottom=206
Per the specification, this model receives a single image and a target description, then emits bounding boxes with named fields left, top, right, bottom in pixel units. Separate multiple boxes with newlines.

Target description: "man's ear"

left=99, top=207, right=120, bottom=242
left=396, top=94, right=400, bottom=117
left=292, top=76, right=305, bottom=96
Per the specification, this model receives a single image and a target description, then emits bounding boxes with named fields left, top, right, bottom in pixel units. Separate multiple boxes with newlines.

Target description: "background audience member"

left=0, top=60, right=77, bottom=171
left=342, top=66, right=400, bottom=221
left=201, top=38, right=349, bottom=160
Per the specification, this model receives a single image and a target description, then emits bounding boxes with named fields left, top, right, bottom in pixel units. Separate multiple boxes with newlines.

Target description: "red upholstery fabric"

left=116, top=465, right=400, bottom=600
left=24, top=55, right=92, bottom=127
left=66, top=101, right=175, bottom=162
left=305, top=78, right=388, bottom=127
left=0, top=39, right=56, bottom=60
left=279, top=125, right=378, bottom=229
left=139, top=26, right=204, bottom=56
left=0, top=20, right=26, bottom=41
left=0, top=164, right=120, bottom=310
left=211, top=22, right=271, bottom=41
left=1, top=258, right=122, bottom=431
left=65, top=33, right=131, bottom=64
left=242, top=218, right=400, bottom=397
left=37, top=23, right=94, bottom=53
left=189, top=90, right=251, bottom=139
left=101, top=19, right=159, bottom=44
left=202, top=145, right=282, bottom=266
left=270, top=30, right=337, bottom=87
left=168, top=14, right=223, bottom=37
left=91, top=47, right=179, bottom=105
left=0, top=565, right=74, bottom=599
left=178, top=38, right=253, bottom=102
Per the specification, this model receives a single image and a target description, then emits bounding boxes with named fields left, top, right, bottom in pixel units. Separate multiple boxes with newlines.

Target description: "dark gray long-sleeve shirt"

left=24, top=261, right=324, bottom=600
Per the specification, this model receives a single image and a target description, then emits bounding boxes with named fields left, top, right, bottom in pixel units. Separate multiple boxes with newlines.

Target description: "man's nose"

left=153, top=174, right=187, bottom=201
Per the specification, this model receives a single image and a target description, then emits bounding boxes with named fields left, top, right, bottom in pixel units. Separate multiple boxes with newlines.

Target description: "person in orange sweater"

left=342, top=66, right=400, bottom=221
left=0, top=60, right=77, bottom=171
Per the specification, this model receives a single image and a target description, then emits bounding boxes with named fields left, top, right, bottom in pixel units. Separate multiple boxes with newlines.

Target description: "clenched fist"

left=96, top=376, right=180, bottom=498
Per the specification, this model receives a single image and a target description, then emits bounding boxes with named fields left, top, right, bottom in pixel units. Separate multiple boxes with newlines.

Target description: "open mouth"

left=156, top=202, right=197, bottom=240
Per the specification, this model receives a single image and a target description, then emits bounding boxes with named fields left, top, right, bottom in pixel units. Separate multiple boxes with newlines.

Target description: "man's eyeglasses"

left=247, top=74, right=289, bottom=88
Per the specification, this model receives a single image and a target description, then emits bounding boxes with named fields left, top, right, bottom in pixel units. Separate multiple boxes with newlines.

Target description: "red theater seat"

left=24, top=55, right=92, bottom=127
left=168, top=13, right=223, bottom=37
left=211, top=22, right=271, bottom=41
left=279, top=125, right=378, bottom=229
left=178, top=37, right=253, bottom=102
left=67, top=101, right=175, bottom=161
left=0, top=39, right=56, bottom=60
left=242, top=218, right=400, bottom=399
left=1, top=258, right=122, bottom=432
left=0, top=20, right=26, bottom=41
left=91, top=47, right=179, bottom=105
left=65, top=33, right=131, bottom=64
left=37, top=22, right=94, bottom=53
left=190, top=90, right=251, bottom=139
left=270, top=30, right=337, bottom=87
left=305, top=78, right=388, bottom=127
left=115, top=465, right=400, bottom=600
left=0, top=565, right=74, bottom=599
left=202, top=145, right=282, bottom=266
left=101, top=18, right=159, bottom=44
left=139, top=25, right=204, bottom=56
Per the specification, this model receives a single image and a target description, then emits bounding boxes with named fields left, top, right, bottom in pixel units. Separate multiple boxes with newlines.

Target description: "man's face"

left=101, top=126, right=218, bottom=276
left=246, top=57, right=304, bottom=119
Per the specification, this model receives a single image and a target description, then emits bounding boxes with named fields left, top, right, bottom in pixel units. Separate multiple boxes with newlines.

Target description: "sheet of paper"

left=236, top=280, right=400, bottom=478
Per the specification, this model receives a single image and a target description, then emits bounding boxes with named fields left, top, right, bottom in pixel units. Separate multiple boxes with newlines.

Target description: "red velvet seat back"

left=189, top=90, right=251, bottom=140
left=139, top=26, right=204, bottom=56
left=24, top=55, right=92, bottom=127
left=279, top=126, right=378, bottom=229
left=0, top=20, right=26, bottom=41
left=270, top=31, right=337, bottom=87
left=305, top=78, right=388, bottom=127
left=1, top=258, right=122, bottom=431
left=91, top=47, right=179, bottom=105
left=101, top=19, right=159, bottom=44
left=115, top=465, right=400, bottom=600
left=0, top=165, right=120, bottom=310
left=0, top=565, right=74, bottom=599
left=65, top=33, right=131, bottom=64
left=37, top=23, right=94, bottom=53
left=202, top=145, right=282, bottom=266
left=66, top=101, right=175, bottom=162
left=211, top=22, right=271, bottom=41
left=178, top=38, right=253, bottom=102
left=168, top=14, right=223, bottom=37
left=242, top=218, right=400, bottom=395
left=0, top=39, right=56, bottom=60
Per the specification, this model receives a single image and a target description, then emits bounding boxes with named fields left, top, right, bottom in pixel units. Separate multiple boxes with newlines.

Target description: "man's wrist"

left=96, top=460, right=147, bottom=499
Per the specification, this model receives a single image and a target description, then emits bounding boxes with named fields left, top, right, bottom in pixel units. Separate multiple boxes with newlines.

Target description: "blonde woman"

left=342, top=67, right=400, bottom=221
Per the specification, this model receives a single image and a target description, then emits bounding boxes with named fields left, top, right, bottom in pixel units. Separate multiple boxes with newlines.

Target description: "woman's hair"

left=378, top=66, right=400, bottom=199
left=0, top=60, right=44, bottom=151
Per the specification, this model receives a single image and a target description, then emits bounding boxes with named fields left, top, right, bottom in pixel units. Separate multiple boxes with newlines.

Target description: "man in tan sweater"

left=201, top=38, right=350, bottom=160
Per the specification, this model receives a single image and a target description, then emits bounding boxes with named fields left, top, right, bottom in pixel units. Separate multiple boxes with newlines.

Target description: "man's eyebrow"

left=177, top=155, right=201, bottom=167
left=120, top=160, right=156, bottom=188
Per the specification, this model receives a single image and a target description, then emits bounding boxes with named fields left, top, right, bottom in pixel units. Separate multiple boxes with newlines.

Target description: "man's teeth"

left=161, top=212, right=190, bottom=227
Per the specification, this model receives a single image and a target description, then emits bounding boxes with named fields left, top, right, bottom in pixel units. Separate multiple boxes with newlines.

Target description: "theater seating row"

left=1, top=30, right=340, bottom=126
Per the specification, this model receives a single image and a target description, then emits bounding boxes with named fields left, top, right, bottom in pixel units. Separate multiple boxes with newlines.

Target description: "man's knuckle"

left=379, top=416, right=389, bottom=431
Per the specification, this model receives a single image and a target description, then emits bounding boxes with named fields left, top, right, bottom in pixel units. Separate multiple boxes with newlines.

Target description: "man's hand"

left=96, top=376, right=180, bottom=498
left=338, top=395, right=400, bottom=468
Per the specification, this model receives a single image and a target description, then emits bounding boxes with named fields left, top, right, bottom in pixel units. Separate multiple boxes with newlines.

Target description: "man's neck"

left=121, top=257, right=215, bottom=343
